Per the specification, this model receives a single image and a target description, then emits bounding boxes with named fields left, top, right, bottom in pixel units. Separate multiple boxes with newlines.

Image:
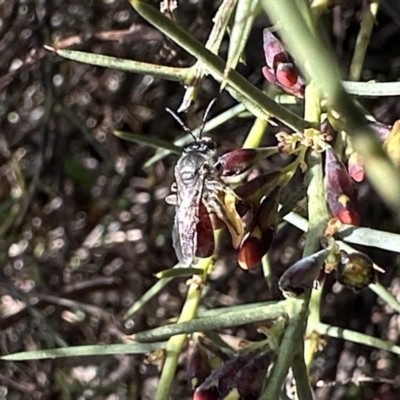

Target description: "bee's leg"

left=165, top=193, right=178, bottom=205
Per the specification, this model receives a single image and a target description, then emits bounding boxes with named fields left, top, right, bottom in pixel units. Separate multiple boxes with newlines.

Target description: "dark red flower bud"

left=226, top=352, right=272, bottom=398
left=320, top=118, right=336, bottom=142
left=370, top=121, right=391, bottom=141
left=275, top=63, right=305, bottom=97
left=238, top=228, right=274, bottom=270
left=257, top=187, right=280, bottom=232
left=193, top=388, right=218, bottom=400
left=279, top=249, right=329, bottom=298
left=275, top=63, right=299, bottom=86
left=262, top=29, right=305, bottom=97
left=194, top=352, right=256, bottom=400
left=337, top=251, right=376, bottom=291
left=218, top=147, right=278, bottom=177
left=195, top=202, right=214, bottom=258
left=347, top=151, right=364, bottom=183
left=237, top=186, right=280, bottom=270
left=235, top=171, right=281, bottom=206
left=263, top=29, right=289, bottom=68
left=324, top=147, right=360, bottom=225
left=218, top=149, right=258, bottom=177
left=347, top=121, right=391, bottom=183
left=187, top=340, right=212, bottom=391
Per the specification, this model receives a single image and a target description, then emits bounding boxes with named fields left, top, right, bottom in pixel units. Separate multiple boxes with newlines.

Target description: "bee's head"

left=183, top=137, right=218, bottom=154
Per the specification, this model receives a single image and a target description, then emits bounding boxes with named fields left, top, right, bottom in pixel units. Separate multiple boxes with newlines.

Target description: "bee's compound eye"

left=200, top=137, right=218, bottom=151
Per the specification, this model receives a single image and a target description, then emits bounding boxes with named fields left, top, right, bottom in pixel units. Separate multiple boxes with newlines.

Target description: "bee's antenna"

left=198, top=97, right=217, bottom=139
left=165, top=107, right=197, bottom=142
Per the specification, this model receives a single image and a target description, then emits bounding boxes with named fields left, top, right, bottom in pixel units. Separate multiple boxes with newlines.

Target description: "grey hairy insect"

left=166, top=137, right=220, bottom=266
left=165, top=100, right=227, bottom=267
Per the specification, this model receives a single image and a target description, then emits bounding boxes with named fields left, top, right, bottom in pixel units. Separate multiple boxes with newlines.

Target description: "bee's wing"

left=172, top=178, right=204, bottom=267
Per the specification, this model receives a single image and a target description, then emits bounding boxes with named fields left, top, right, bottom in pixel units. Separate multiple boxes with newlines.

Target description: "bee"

left=166, top=100, right=243, bottom=267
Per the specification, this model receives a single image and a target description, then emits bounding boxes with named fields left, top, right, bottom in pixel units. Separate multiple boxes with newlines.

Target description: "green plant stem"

left=313, top=322, right=400, bottom=355
left=369, top=282, right=400, bottom=314
left=261, top=0, right=400, bottom=221
left=292, top=354, right=314, bottom=400
left=225, top=0, right=259, bottom=76
left=154, top=230, right=219, bottom=399
left=155, top=278, right=203, bottom=400
left=260, top=300, right=305, bottom=400
left=49, top=48, right=189, bottom=82
left=131, top=300, right=291, bottom=342
left=0, top=342, right=167, bottom=361
left=304, top=284, right=323, bottom=370
left=129, top=0, right=308, bottom=131
left=342, top=80, right=400, bottom=96
left=243, top=115, right=269, bottom=148
left=113, top=131, right=181, bottom=154
left=284, top=211, right=400, bottom=254
left=336, top=225, right=400, bottom=254
left=260, top=151, right=328, bottom=399
left=349, top=0, right=380, bottom=81
left=310, top=0, right=329, bottom=20
left=303, top=80, right=324, bottom=374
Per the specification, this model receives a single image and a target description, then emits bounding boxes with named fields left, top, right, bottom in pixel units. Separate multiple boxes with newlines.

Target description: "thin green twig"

left=292, top=354, right=314, bottom=400
left=155, top=276, right=204, bottom=400
left=131, top=300, right=291, bottom=342
left=313, top=322, right=400, bottom=355
left=349, top=0, right=380, bottom=81
left=47, top=47, right=189, bottom=83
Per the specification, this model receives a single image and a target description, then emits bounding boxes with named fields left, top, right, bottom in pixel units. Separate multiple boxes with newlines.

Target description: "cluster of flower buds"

left=192, top=350, right=272, bottom=400
left=278, top=239, right=377, bottom=297
left=324, top=146, right=360, bottom=225
left=262, top=29, right=305, bottom=97
left=237, top=183, right=281, bottom=270
left=213, top=147, right=291, bottom=270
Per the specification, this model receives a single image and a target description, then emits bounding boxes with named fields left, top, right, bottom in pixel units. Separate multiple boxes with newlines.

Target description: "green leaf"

left=1, top=342, right=167, bottom=361
left=223, top=0, right=259, bottom=86
left=113, top=131, right=181, bottom=154
left=124, top=264, right=182, bottom=320
left=48, top=47, right=188, bottom=83
left=130, top=300, right=292, bottom=342
left=155, top=267, right=203, bottom=279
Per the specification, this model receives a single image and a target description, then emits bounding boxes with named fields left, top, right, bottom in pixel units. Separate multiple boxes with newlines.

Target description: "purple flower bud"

left=279, top=249, right=329, bottom=297
left=324, top=147, right=360, bottom=225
